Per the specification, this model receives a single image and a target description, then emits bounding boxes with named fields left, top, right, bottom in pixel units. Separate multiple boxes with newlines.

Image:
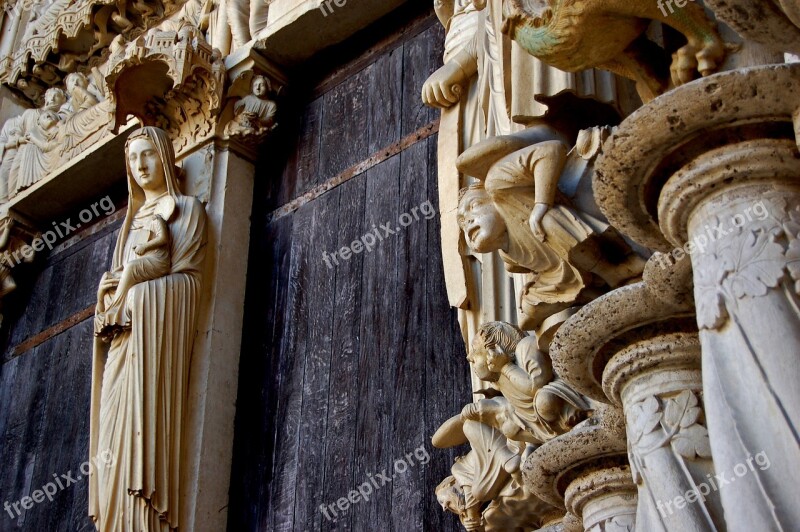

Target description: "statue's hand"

left=461, top=402, right=481, bottom=421
left=422, top=62, right=465, bottom=109
left=529, top=203, right=549, bottom=241
left=96, top=272, right=119, bottom=308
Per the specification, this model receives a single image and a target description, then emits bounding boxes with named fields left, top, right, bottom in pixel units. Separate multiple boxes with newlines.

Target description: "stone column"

left=179, top=46, right=285, bottom=531
left=595, top=63, right=800, bottom=530
left=550, top=255, right=724, bottom=531
left=523, top=405, right=637, bottom=532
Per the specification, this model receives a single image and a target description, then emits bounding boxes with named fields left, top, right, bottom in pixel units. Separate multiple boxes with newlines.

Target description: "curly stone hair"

left=475, top=321, right=526, bottom=360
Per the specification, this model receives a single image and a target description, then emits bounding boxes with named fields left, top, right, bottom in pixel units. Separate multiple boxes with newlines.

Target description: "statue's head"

left=251, top=75, right=269, bottom=98
left=457, top=184, right=507, bottom=254
left=468, top=321, right=525, bottom=381
left=65, top=72, right=88, bottom=92
left=44, top=88, right=66, bottom=109
left=126, top=132, right=168, bottom=196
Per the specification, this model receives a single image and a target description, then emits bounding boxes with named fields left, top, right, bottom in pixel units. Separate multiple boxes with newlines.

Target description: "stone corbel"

left=220, top=42, right=286, bottom=159
left=523, top=405, right=637, bottom=532
left=549, top=253, right=725, bottom=530
left=594, top=63, right=800, bottom=531
left=703, top=0, right=800, bottom=54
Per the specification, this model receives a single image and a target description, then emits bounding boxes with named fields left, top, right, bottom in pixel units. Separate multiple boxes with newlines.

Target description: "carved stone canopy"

left=0, top=0, right=190, bottom=104
left=105, top=20, right=225, bottom=155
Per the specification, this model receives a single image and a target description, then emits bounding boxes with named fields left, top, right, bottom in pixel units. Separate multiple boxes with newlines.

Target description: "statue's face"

left=252, top=77, right=267, bottom=97
left=458, top=190, right=507, bottom=253
left=128, top=138, right=167, bottom=194
left=467, top=337, right=497, bottom=381
left=44, top=89, right=65, bottom=108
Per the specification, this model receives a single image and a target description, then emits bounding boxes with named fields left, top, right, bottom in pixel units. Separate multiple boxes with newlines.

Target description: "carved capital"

left=0, top=214, right=39, bottom=325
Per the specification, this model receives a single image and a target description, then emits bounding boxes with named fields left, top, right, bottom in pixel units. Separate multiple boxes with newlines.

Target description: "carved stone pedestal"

left=523, top=406, right=637, bottom=532
left=595, top=63, right=800, bottom=531
left=550, top=255, right=724, bottom=531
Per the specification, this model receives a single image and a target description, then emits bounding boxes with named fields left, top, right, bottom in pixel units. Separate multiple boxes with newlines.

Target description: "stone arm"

left=485, top=140, right=568, bottom=239
left=421, top=23, right=479, bottom=109
left=497, top=337, right=554, bottom=396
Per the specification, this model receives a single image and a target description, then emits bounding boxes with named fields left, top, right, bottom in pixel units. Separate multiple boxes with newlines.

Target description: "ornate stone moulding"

left=549, top=277, right=695, bottom=403
left=0, top=0, right=189, bottom=103
left=522, top=405, right=635, bottom=530
left=593, top=63, right=800, bottom=251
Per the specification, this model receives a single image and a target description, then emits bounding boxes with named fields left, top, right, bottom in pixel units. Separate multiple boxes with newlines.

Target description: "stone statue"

left=64, top=72, right=100, bottom=113
left=501, top=0, right=727, bottom=101
left=226, top=0, right=269, bottom=49
left=89, top=127, right=207, bottom=531
left=0, top=115, right=24, bottom=203
left=8, top=87, right=66, bottom=195
left=456, top=128, right=645, bottom=327
left=433, top=321, right=588, bottom=530
left=224, top=74, right=277, bottom=142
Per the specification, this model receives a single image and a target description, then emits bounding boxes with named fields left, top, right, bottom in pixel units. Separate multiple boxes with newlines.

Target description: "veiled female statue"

left=89, top=127, right=207, bottom=531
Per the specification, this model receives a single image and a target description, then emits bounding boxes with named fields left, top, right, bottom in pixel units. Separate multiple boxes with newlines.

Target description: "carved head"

left=126, top=136, right=168, bottom=196
left=457, top=185, right=507, bottom=254
left=43, top=88, right=66, bottom=110
left=65, top=72, right=89, bottom=93
left=468, top=321, right=526, bottom=381
left=251, top=75, right=269, bottom=98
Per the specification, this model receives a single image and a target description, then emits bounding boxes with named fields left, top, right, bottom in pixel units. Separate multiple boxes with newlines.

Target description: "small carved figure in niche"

left=98, top=214, right=171, bottom=334
left=224, top=74, right=277, bottom=140
left=456, top=128, right=645, bottom=327
left=64, top=72, right=100, bottom=113
left=499, top=0, right=727, bottom=102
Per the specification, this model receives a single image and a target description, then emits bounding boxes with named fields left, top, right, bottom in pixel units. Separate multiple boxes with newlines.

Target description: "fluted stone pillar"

left=595, top=63, right=800, bottom=531
left=523, top=405, right=637, bottom=532
left=550, top=255, right=724, bottom=531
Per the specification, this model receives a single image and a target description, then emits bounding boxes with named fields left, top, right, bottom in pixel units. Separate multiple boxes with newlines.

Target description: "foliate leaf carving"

left=628, top=395, right=661, bottom=444
left=726, top=225, right=785, bottom=299
left=672, top=424, right=712, bottom=459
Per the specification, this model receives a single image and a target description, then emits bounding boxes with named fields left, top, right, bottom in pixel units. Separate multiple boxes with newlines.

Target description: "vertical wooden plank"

left=226, top=212, right=294, bottom=530
left=319, top=175, right=366, bottom=531
left=319, top=71, right=370, bottom=183
left=400, top=24, right=445, bottom=138
left=350, top=156, right=400, bottom=531
left=268, top=203, right=314, bottom=532
left=367, top=48, right=403, bottom=153
left=276, top=98, right=324, bottom=207
left=390, top=139, right=430, bottom=532
left=423, top=136, right=471, bottom=531
left=292, top=187, right=340, bottom=532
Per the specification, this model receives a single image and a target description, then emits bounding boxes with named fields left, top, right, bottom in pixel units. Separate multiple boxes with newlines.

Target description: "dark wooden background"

left=226, top=4, right=471, bottom=531
left=0, top=207, right=121, bottom=532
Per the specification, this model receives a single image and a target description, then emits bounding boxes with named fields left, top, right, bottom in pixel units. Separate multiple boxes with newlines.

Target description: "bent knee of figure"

left=535, top=391, right=564, bottom=423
